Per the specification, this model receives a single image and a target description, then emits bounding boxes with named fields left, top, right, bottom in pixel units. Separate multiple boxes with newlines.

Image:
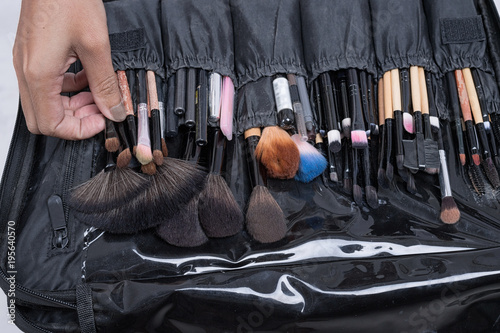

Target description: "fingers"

left=61, top=70, right=89, bottom=93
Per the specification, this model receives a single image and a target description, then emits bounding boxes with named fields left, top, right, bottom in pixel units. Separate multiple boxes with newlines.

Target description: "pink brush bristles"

left=403, top=112, right=414, bottom=134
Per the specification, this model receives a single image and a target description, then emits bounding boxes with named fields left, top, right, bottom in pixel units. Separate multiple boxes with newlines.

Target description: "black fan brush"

left=198, top=128, right=244, bottom=238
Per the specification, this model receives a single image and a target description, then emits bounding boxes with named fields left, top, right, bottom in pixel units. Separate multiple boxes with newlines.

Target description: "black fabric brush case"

left=3, top=1, right=500, bottom=332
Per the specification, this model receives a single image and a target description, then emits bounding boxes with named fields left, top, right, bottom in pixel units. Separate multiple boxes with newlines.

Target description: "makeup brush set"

left=6, top=0, right=500, bottom=331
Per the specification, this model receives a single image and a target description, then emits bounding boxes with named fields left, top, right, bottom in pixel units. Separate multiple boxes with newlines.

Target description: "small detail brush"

left=377, top=77, right=389, bottom=189
left=347, top=69, right=368, bottom=149
left=156, top=75, right=168, bottom=157
left=147, top=70, right=163, bottom=166
left=462, top=68, right=500, bottom=189
left=446, top=71, right=467, bottom=166
left=104, top=119, right=120, bottom=153
left=220, top=76, right=235, bottom=140
left=198, top=128, right=244, bottom=238
left=245, top=127, right=287, bottom=243
left=135, top=69, right=153, bottom=166
left=116, top=122, right=132, bottom=168
left=437, top=128, right=461, bottom=224
left=320, top=72, right=342, bottom=153
left=455, top=70, right=480, bottom=166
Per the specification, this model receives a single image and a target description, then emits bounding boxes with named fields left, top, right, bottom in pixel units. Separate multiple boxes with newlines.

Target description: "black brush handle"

left=117, top=121, right=130, bottom=150
left=320, top=72, right=339, bottom=132
left=414, top=112, right=423, bottom=135
left=400, top=69, right=411, bottom=114
left=394, top=111, right=404, bottom=155
left=385, top=119, right=393, bottom=167
left=422, top=114, right=433, bottom=140
left=126, top=115, right=137, bottom=147
left=105, top=151, right=116, bottom=172
left=471, top=69, right=491, bottom=122
left=185, top=68, right=197, bottom=128
left=183, top=130, right=201, bottom=163
left=426, top=72, right=439, bottom=120
left=174, top=68, right=186, bottom=115
left=445, top=72, right=466, bottom=157
left=156, top=75, right=166, bottom=140
left=245, top=132, right=264, bottom=188
left=367, top=74, right=378, bottom=133
left=196, top=70, right=208, bottom=146
left=343, top=140, right=352, bottom=182
left=339, top=77, right=350, bottom=127
left=465, top=121, right=479, bottom=156
left=151, top=109, right=161, bottom=152
left=378, top=124, right=386, bottom=171
left=165, top=74, right=179, bottom=137
left=476, top=123, right=491, bottom=159
left=210, top=128, right=225, bottom=175
left=105, top=118, right=118, bottom=141
left=313, top=80, right=325, bottom=136
left=347, top=69, right=365, bottom=132
left=359, top=70, right=370, bottom=130
left=136, top=69, right=147, bottom=105
left=363, top=146, right=372, bottom=188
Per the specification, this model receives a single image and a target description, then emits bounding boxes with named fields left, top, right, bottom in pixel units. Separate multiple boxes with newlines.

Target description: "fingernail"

left=110, top=101, right=127, bottom=122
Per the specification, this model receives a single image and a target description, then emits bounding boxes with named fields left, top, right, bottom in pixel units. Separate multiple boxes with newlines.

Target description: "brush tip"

left=403, top=113, right=414, bottom=133
left=257, top=126, right=300, bottom=179
left=353, top=184, right=363, bottom=206
left=136, top=144, right=153, bottom=165
left=365, top=186, right=379, bottom=209
left=350, top=130, right=368, bottom=149
left=440, top=196, right=460, bottom=224
left=141, top=161, right=157, bottom=175
left=425, top=167, right=439, bottom=175
left=327, top=130, right=342, bottom=153
left=117, top=148, right=132, bottom=168
left=105, top=138, right=120, bottom=153
left=161, top=138, right=169, bottom=157
left=386, top=163, right=394, bottom=182
left=460, top=154, right=466, bottom=166
left=246, top=185, right=287, bottom=243
left=473, top=154, right=481, bottom=166
left=292, top=135, right=328, bottom=183
left=483, top=158, right=500, bottom=189
left=396, top=155, right=404, bottom=170
left=153, top=150, right=164, bottom=166
left=378, top=168, right=389, bottom=189
left=343, top=178, right=353, bottom=194
left=330, top=172, right=338, bottom=183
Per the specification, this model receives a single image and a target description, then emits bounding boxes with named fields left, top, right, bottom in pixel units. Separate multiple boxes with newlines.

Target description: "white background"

left=1, top=1, right=500, bottom=332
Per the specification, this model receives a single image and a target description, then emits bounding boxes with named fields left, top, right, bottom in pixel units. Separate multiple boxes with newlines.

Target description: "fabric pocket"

left=231, top=0, right=306, bottom=86
left=300, top=0, right=376, bottom=81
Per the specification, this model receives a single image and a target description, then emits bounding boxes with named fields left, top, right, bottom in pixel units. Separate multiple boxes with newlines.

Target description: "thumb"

left=76, top=35, right=126, bottom=123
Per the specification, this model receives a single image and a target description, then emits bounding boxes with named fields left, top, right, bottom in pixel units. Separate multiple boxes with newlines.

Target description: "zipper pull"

left=47, top=195, right=68, bottom=249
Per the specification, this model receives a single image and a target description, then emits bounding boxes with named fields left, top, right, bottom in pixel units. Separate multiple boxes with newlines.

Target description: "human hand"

left=13, top=0, right=126, bottom=140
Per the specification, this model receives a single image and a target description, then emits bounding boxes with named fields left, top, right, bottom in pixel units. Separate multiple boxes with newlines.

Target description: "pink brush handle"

left=220, top=76, right=234, bottom=141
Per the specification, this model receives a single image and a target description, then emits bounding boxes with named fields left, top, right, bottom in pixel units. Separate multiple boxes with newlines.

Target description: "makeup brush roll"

left=4, top=0, right=500, bottom=332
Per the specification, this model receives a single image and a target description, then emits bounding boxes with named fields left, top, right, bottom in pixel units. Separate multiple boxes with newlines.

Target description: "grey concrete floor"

left=1, top=1, right=500, bottom=332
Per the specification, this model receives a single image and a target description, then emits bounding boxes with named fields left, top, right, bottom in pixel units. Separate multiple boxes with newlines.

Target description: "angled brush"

left=245, top=127, right=287, bottom=243
left=462, top=68, right=500, bottom=189
left=198, top=128, right=244, bottom=238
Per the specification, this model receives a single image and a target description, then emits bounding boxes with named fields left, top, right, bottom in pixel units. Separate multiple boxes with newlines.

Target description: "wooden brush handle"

left=418, top=67, right=429, bottom=115
left=378, top=77, right=385, bottom=125
left=147, top=71, right=159, bottom=112
left=117, top=70, right=135, bottom=117
left=390, top=68, right=401, bottom=112
left=244, top=127, right=261, bottom=140
left=455, top=70, right=473, bottom=122
left=462, top=68, right=483, bottom=124
left=383, top=71, right=392, bottom=120
left=409, top=66, right=421, bottom=112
